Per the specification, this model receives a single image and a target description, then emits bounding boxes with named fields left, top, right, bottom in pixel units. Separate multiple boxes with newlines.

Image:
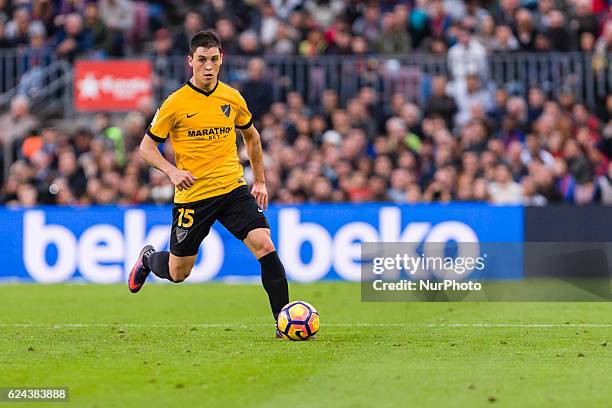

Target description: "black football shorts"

left=170, top=185, right=270, bottom=257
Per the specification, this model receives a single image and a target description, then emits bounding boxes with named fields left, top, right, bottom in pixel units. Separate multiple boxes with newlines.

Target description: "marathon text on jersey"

left=187, top=126, right=233, bottom=139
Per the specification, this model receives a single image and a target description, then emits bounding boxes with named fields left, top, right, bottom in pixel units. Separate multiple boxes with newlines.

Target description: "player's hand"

left=251, top=181, right=268, bottom=211
left=166, top=167, right=196, bottom=191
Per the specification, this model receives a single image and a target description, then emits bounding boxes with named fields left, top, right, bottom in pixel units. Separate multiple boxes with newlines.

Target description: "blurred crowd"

left=1, top=68, right=611, bottom=207
left=0, top=0, right=611, bottom=207
left=0, top=0, right=610, bottom=59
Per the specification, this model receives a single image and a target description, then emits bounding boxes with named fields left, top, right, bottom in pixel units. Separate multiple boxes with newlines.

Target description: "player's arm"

left=142, top=98, right=196, bottom=191
left=240, top=125, right=268, bottom=210
left=139, top=135, right=196, bottom=191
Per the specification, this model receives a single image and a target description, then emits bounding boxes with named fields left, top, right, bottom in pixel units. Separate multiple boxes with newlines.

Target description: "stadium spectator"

left=5, top=6, right=46, bottom=47
left=493, top=0, right=520, bottom=26
left=259, top=1, right=281, bottom=49
left=0, top=1, right=7, bottom=26
left=98, top=0, right=133, bottom=56
left=351, top=3, right=381, bottom=44
left=425, top=75, right=458, bottom=129
left=521, top=175, right=548, bottom=206
left=15, top=182, right=38, bottom=207
left=514, top=8, right=536, bottom=51
left=490, top=24, right=519, bottom=51
left=450, top=73, right=493, bottom=127
left=572, top=0, right=600, bottom=39
left=593, top=20, right=612, bottom=71
left=56, top=150, right=87, bottom=199
left=447, top=26, right=488, bottom=83
left=299, top=29, right=326, bottom=56
left=238, top=29, right=262, bottom=55
left=547, top=9, right=575, bottom=52
left=429, top=0, right=453, bottom=40
left=83, top=2, right=112, bottom=57
left=304, top=0, right=345, bottom=29
left=173, top=10, right=202, bottom=55
left=53, top=13, right=91, bottom=61
left=488, top=162, right=523, bottom=204
left=215, top=18, right=238, bottom=54
left=0, top=95, right=38, bottom=146
left=594, top=162, right=612, bottom=205
left=271, top=0, right=301, bottom=21
left=374, top=11, right=411, bottom=54
left=474, top=14, right=496, bottom=52
left=269, top=21, right=298, bottom=55
left=151, top=28, right=174, bottom=86
left=0, top=16, right=10, bottom=48
left=241, top=58, right=274, bottom=122
left=533, top=0, right=555, bottom=32
left=464, top=0, right=491, bottom=28
left=325, top=28, right=352, bottom=55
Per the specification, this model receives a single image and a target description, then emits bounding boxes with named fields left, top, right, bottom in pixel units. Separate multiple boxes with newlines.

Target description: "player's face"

left=189, top=47, right=222, bottom=87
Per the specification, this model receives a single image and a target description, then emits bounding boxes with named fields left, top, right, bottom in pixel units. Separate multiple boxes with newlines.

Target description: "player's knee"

left=254, top=237, right=275, bottom=259
left=262, top=240, right=276, bottom=256
left=170, top=266, right=191, bottom=283
left=171, top=271, right=190, bottom=283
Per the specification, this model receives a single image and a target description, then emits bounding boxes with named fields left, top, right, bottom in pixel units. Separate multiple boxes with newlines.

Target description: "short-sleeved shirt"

left=147, top=80, right=253, bottom=203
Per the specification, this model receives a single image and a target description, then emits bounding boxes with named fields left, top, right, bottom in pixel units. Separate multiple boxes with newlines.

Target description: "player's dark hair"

left=190, top=30, right=222, bottom=55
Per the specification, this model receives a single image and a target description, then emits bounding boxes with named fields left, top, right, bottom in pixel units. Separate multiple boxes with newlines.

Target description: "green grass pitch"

left=1, top=282, right=612, bottom=407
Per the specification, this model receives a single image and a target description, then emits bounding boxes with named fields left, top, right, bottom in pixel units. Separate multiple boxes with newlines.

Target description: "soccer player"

left=128, top=30, right=289, bottom=338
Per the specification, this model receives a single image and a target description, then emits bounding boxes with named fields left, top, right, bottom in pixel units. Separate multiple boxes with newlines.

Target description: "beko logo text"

left=22, top=208, right=478, bottom=283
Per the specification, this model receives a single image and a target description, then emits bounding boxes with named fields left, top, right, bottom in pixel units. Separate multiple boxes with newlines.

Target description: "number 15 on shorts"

left=177, top=208, right=194, bottom=227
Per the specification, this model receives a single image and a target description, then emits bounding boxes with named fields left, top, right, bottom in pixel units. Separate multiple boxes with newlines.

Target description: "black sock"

left=259, top=251, right=289, bottom=320
left=145, top=251, right=175, bottom=282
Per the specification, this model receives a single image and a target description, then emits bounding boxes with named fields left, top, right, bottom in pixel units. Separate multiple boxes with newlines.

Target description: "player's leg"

left=217, top=186, right=289, bottom=322
left=145, top=251, right=196, bottom=282
left=243, top=228, right=289, bottom=321
left=168, top=253, right=196, bottom=282
left=152, top=200, right=215, bottom=282
left=128, top=199, right=216, bottom=291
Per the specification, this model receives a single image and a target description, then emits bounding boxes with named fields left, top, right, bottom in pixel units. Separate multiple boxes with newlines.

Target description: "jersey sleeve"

left=146, top=97, right=175, bottom=143
left=234, top=91, right=253, bottom=130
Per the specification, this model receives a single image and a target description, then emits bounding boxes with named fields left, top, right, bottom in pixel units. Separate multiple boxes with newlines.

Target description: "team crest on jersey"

left=221, top=104, right=231, bottom=118
left=176, top=227, right=188, bottom=243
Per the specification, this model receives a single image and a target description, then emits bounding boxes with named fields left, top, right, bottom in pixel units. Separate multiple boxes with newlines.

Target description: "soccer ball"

left=277, top=301, right=319, bottom=340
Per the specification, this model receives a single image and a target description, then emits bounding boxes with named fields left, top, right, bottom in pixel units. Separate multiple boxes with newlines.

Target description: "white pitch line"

left=1, top=323, right=612, bottom=328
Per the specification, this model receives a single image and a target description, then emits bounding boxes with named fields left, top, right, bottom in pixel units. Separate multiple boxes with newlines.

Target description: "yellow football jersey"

left=146, top=80, right=252, bottom=203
